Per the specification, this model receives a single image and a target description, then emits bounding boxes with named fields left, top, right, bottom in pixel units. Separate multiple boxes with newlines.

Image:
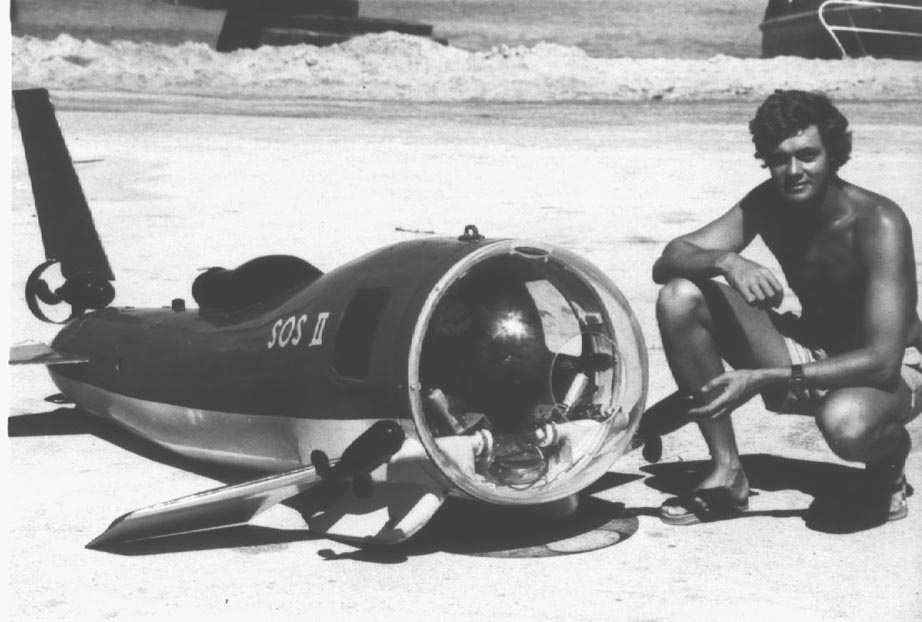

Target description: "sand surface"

left=8, top=96, right=922, bottom=621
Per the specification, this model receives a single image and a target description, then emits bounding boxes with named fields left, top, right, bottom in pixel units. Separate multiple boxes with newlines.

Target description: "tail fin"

left=13, top=88, right=115, bottom=321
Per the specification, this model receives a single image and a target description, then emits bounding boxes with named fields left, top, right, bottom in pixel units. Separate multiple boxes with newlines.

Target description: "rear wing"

left=9, top=344, right=89, bottom=366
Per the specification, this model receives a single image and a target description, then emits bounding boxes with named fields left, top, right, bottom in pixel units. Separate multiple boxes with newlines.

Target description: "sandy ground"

left=7, top=96, right=922, bottom=621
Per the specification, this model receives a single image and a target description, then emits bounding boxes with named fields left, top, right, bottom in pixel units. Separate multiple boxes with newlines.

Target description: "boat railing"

left=818, top=0, right=922, bottom=57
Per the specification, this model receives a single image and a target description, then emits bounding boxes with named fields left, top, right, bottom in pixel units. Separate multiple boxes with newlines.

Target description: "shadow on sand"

left=403, top=473, right=645, bottom=559
left=310, top=493, right=644, bottom=562
left=636, top=454, right=898, bottom=534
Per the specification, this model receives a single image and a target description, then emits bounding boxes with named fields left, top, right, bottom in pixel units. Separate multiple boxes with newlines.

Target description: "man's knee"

left=656, top=279, right=705, bottom=327
left=816, top=393, right=877, bottom=461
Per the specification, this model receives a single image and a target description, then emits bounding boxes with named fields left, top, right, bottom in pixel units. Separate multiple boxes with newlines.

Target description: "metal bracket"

left=458, top=224, right=485, bottom=242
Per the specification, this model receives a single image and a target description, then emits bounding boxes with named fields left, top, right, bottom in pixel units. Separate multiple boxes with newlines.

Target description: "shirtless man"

left=651, top=89, right=922, bottom=527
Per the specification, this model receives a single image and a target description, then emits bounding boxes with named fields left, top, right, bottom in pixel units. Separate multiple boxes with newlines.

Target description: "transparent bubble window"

left=410, top=244, right=646, bottom=504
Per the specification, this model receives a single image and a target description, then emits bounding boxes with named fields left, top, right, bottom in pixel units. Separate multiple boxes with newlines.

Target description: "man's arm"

left=652, top=201, right=784, bottom=309
left=652, top=203, right=748, bottom=283
left=767, top=204, right=915, bottom=390
left=691, top=204, right=917, bottom=420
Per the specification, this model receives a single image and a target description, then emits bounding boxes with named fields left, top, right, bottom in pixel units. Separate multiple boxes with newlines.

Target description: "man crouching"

left=651, top=89, right=922, bottom=528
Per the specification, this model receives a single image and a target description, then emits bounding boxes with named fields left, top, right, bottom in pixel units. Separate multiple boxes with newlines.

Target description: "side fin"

left=9, top=344, right=89, bottom=366
left=87, top=464, right=324, bottom=549
left=88, top=420, right=414, bottom=548
left=87, top=458, right=448, bottom=549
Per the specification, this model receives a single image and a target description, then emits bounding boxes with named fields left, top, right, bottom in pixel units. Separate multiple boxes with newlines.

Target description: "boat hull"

left=760, top=1, right=922, bottom=59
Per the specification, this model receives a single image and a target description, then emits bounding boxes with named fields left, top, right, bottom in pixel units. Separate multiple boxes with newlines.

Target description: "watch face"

left=789, top=365, right=807, bottom=401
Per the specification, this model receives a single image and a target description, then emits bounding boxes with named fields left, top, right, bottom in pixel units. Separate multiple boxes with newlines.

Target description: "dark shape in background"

left=215, top=0, right=445, bottom=51
left=760, top=0, right=922, bottom=60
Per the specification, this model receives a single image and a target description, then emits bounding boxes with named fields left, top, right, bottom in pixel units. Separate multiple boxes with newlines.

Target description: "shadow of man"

left=639, top=454, right=905, bottom=533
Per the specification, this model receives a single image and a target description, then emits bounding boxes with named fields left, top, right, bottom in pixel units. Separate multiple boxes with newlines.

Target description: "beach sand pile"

left=12, top=33, right=922, bottom=101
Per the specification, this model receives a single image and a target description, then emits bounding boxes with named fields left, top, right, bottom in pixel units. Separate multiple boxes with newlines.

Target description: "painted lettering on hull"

left=310, top=312, right=330, bottom=346
left=268, top=312, right=329, bottom=349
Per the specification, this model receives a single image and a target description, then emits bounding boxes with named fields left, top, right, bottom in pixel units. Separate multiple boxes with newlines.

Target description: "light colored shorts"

left=772, top=341, right=922, bottom=422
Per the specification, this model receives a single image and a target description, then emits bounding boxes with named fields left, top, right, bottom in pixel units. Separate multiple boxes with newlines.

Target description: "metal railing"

left=819, top=0, right=922, bottom=57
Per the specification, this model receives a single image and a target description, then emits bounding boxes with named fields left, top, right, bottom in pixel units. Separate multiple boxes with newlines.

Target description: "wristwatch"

left=789, top=364, right=806, bottom=393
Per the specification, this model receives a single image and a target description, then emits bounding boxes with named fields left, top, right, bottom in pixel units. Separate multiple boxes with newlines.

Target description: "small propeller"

left=25, top=259, right=115, bottom=323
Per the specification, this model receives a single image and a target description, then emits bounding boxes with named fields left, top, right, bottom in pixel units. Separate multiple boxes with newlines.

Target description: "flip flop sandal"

left=808, top=475, right=914, bottom=530
left=864, top=433, right=913, bottom=523
left=887, top=476, right=914, bottom=523
left=659, top=487, right=749, bottom=526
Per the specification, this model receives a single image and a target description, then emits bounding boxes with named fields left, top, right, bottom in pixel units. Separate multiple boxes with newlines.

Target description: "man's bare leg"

left=655, top=278, right=792, bottom=514
left=817, top=384, right=913, bottom=519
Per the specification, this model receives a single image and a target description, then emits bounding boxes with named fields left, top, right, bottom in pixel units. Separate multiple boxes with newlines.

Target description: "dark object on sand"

left=630, top=391, right=698, bottom=463
left=760, top=0, right=922, bottom=59
left=215, top=0, right=445, bottom=51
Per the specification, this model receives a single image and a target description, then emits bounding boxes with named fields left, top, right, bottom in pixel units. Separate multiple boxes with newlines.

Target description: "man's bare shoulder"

left=843, top=182, right=910, bottom=236
left=843, top=181, right=901, bottom=209
left=839, top=183, right=914, bottom=263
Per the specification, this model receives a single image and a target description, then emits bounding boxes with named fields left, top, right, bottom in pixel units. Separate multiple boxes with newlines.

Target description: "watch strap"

left=789, top=363, right=805, bottom=386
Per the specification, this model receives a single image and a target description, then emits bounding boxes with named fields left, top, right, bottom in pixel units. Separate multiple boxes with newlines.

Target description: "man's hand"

left=688, top=369, right=771, bottom=421
left=720, top=253, right=785, bottom=309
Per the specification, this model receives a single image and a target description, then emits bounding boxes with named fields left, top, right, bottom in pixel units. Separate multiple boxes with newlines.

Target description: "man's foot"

left=659, top=470, right=749, bottom=526
left=659, top=488, right=750, bottom=525
left=866, top=428, right=911, bottom=485
left=807, top=430, right=913, bottom=533
left=806, top=475, right=914, bottom=532
left=886, top=476, right=913, bottom=522
left=865, top=428, right=912, bottom=522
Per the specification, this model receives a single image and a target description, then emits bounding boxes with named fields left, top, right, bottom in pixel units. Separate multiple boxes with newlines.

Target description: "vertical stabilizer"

left=13, top=88, right=115, bottom=321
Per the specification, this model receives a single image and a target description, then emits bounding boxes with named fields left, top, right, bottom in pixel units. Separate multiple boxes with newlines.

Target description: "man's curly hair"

left=749, top=90, right=852, bottom=172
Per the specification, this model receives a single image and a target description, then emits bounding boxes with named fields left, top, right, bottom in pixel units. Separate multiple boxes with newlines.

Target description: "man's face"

left=765, top=124, right=831, bottom=204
